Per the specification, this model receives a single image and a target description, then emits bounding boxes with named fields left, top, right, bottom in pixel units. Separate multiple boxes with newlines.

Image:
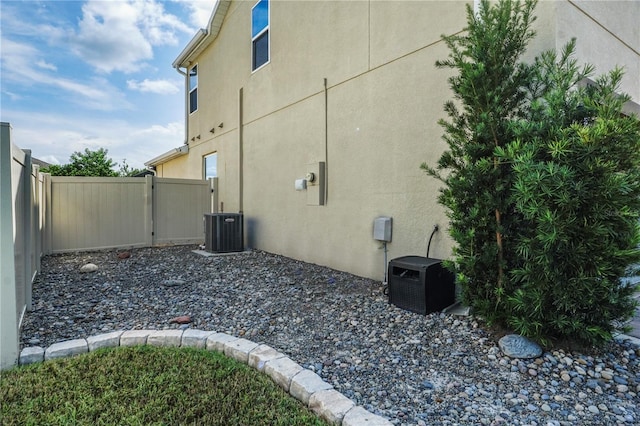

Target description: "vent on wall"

left=204, top=213, right=244, bottom=253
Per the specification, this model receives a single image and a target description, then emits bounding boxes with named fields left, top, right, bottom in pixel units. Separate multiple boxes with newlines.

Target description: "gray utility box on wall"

left=388, top=256, right=455, bottom=315
left=204, top=213, right=244, bottom=253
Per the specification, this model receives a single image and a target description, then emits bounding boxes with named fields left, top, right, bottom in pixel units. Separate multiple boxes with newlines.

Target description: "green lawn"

left=1, top=345, right=328, bottom=426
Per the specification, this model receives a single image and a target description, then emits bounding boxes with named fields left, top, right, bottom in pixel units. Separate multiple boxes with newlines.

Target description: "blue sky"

left=1, top=0, right=216, bottom=169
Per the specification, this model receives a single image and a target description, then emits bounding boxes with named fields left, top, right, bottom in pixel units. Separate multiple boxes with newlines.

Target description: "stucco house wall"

left=148, top=0, right=639, bottom=281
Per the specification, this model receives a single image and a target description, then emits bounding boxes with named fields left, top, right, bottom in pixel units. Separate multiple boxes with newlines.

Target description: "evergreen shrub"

left=424, top=0, right=640, bottom=346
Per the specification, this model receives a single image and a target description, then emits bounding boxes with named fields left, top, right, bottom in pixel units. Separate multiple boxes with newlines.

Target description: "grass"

left=1, top=345, right=328, bottom=426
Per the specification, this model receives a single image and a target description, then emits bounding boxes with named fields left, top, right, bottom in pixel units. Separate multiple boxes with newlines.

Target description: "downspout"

left=172, top=28, right=209, bottom=145
left=175, top=66, right=188, bottom=145
left=238, top=88, right=244, bottom=213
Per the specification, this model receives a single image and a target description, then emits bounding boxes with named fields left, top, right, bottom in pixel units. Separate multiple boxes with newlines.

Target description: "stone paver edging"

left=18, top=329, right=391, bottom=426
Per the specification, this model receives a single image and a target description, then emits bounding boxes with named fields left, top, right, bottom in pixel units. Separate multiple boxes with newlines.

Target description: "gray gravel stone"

left=19, top=246, right=640, bottom=425
left=499, top=334, right=543, bottom=359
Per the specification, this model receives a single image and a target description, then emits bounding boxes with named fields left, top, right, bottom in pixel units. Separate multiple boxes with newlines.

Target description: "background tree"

left=42, top=148, right=120, bottom=177
left=425, top=0, right=640, bottom=346
left=118, top=159, right=146, bottom=177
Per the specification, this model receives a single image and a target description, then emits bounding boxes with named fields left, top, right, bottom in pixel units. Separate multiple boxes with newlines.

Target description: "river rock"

left=169, top=315, right=192, bottom=324
left=117, top=251, right=131, bottom=259
left=79, top=263, right=98, bottom=273
left=498, top=334, right=543, bottom=359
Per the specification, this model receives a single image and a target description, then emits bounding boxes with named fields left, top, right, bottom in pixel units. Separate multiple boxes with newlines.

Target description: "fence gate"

left=46, top=176, right=216, bottom=253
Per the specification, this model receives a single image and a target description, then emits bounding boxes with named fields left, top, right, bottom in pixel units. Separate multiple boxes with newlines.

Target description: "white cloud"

left=0, top=38, right=132, bottom=111
left=39, top=155, right=63, bottom=166
left=36, top=60, right=57, bottom=71
left=169, top=0, right=216, bottom=28
left=127, top=78, right=180, bottom=94
left=2, top=90, right=23, bottom=101
left=7, top=110, right=184, bottom=169
left=182, top=0, right=217, bottom=28
left=133, top=122, right=183, bottom=137
left=71, top=0, right=193, bottom=74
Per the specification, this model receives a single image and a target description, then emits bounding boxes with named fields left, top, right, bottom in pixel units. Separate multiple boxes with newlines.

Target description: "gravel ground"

left=20, top=245, right=640, bottom=425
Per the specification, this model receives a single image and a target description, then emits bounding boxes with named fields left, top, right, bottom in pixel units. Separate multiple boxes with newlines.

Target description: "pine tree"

left=423, top=0, right=538, bottom=323
left=425, top=0, right=640, bottom=346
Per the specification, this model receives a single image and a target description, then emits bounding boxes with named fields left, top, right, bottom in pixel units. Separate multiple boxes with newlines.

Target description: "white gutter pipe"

left=175, top=66, right=188, bottom=145
left=173, top=29, right=208, bottom=145
left=145, top=145, right=189, bottom=167
left=172, top=29, right=208, bottom=69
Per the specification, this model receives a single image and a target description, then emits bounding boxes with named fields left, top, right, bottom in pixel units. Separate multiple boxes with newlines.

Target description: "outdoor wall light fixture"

left=196, top=135, right=201, bottom=139
left=218, top=122, right=224, bottom=129
left=209, top=128, right=215, bottom=133
left=191, top=137, right=195, bottom=142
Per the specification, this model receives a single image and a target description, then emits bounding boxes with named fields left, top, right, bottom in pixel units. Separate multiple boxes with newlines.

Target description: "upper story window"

left=189, top=65, right=198, bottom=113
left=252, top=0, right=269, bottom=71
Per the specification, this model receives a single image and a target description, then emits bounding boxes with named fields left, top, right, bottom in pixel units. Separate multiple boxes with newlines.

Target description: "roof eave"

left=172, top=0, right=231, bottom=69
left=145, top=145, right=189, bottom=167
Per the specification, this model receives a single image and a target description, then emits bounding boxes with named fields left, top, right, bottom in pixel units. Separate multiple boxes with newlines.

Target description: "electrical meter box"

left=373, top=217, right=392, bottom=242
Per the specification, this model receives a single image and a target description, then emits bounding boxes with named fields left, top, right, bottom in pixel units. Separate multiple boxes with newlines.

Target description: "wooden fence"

left=0, top=122, right=217, bottom=369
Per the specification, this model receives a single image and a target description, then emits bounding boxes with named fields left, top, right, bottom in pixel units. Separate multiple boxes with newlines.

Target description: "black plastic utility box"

left=204, top=213, right=244, bottom=253
left=388, top=256, right=455, bottom=315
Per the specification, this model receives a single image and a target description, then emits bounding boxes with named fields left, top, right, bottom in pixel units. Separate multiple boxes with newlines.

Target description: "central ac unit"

left=204, top=213, right=244, bottom=253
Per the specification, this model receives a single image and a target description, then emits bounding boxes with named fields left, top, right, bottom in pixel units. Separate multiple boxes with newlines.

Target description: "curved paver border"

left=18, top=329, right=391, bottom=426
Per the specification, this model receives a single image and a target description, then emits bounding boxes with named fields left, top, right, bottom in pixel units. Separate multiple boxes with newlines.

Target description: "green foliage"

left=426, top=0, right=640, bottom=346
left=1, top=345, right=327, bottom=425
left=503, top=47, right=640, bottom=345
left=41, top=148, right=119, bottom=177
left=118, top=158, right=146, bottom=177
left=423, top=0, right=538, bottom=324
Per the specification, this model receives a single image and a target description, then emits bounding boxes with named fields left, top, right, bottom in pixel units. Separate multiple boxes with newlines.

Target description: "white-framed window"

left=251, top=0, right=269, bottom=71
left=204, top=152, right=217, bottom=179
left=189, top=65, right=198, bottom=113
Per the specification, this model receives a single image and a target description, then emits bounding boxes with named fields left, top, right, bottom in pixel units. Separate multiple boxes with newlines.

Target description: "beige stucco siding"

left=555, top=0, right=639, bottom=101
left=154, top=0, right=639, bottom=280
left=370, top=1, right=468, bottom=68
left=244, top=0, right=371, bottom=123
left=154, top=155, right=189, bottom=178
left=242, top=38, right=457, bottom=278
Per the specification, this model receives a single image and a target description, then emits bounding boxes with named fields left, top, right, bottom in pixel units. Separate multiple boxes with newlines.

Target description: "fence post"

left=145, top=175, right=154, bottom=246
left=43, top=173, right=52, bottom=255
left=209, top=177, right=219, bottom=213
left=22, top=150, right=33, bottom=311
left=34, top=168, right=42, bottom=275
left=0, top=122, right=19, bottom=370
